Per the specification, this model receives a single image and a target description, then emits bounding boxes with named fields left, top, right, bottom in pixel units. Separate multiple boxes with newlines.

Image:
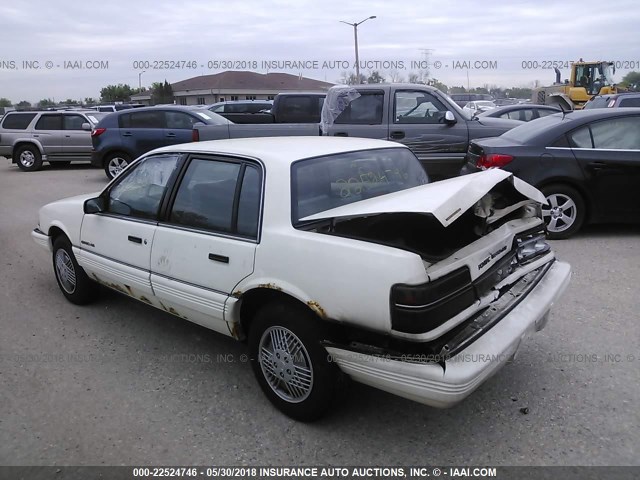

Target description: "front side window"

left=63, top=115, right=86, bottom=130
left=107, top=154, right=180, bottom=219
left=165, top=111, right=200, bottom=129
left=169, top=159, right=262, bottom=238
left=292, top=148, right=428, bottom=223
left=395, top=91, right=447, bottom=124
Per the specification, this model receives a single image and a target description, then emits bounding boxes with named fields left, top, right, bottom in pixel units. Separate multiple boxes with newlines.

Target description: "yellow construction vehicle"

left=532, top=60, right=623, bottom=110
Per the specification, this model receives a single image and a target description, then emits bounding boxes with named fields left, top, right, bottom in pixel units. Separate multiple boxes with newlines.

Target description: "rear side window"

left=568, top=116, right=640, bottom=150
left=2, top=113, right=37, bottom=130
left=119, top=111, right=165, bottom=128
left=334, top=92, right=384, bottom=125
left=169, top=158, right=261, bottom=237
left=35, top=115, right=62, bottom=130
left=165, top=111, right=199, bottom=129
left=277, top=96, right=321, bottom=123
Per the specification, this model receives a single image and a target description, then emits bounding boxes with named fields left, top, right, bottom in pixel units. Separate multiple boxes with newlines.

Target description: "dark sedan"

left=462, top=108, right=640, bottom=238
left=477, top=104, right=560, bottom=122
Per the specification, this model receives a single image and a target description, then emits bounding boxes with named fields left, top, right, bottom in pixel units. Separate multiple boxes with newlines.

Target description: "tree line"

left=0, top=80, right=173, bottom=109
left=2, top=71, right=639, bottom=109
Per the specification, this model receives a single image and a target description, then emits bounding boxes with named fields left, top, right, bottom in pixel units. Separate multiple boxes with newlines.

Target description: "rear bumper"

left=31, top=228, right=52, bottom=253
left=326, top=260, right=571, bottom=408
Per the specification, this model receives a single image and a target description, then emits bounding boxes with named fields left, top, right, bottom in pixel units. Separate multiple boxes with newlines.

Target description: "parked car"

left=583, top=92, right=640, bottom=109
left=461, top=108, right=640, bottom=238
left=32, top=136, right=570, bottom=421
left=462, top=100, right=497, bottom=115
left=477, top=104, right=561, bottom=122
left=0, top=110, right=107, bottom=171
left=90, top=106, right=230, bottom=179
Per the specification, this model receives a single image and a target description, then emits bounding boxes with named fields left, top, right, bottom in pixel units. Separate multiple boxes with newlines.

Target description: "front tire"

left=540, top=184, right=586, bottom=239
left=15, top=145, right=43, bottom=171
left=104, top=152, right=130, bottom=180
left=52, top=237, right=99, bottom=305
left=248, top=302, right=341, bottom=421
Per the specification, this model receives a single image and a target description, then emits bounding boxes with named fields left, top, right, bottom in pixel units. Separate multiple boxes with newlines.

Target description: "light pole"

left=138, top=70, right=146, bottom=90
left=340, top=16, right=376, bottom=84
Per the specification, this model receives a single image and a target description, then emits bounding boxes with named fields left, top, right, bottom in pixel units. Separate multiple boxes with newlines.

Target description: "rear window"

left=583, top=97, right=612, bottom=109
left=291, top=147, right=428, bottom=224
left=2, top=113, right=37, bottom=130
left=501, top=113, right=565, bottom=143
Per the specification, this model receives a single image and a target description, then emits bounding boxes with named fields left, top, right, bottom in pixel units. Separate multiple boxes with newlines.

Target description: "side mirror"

left=84, top=197, right=105, bottom=214
left=444, top=111, right=457, bottom=124
left=82, top=122, right=91, bottom=131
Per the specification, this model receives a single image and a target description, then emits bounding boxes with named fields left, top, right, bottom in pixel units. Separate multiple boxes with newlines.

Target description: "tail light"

left=192, top=128, right=199, bottom=142
left=476, top=153, right=514, bottom=169
left=91, top=128, right=106, bottom=137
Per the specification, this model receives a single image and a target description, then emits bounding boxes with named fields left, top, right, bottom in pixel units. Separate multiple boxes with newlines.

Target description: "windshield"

left=292, top=147, right=428, bottom=224
left=501, top=112, right=566, bottom=143
left=476, top=101, right=496, bottom=107
left=192, top=109, right=231, bottom=125
left=583, top=96, right=612, bottom=109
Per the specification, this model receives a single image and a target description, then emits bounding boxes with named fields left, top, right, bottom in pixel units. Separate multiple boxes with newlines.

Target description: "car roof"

left=150, top=136, right=407, bottom=164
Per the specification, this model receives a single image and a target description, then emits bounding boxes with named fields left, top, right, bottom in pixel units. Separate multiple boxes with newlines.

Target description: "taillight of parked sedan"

left=477, top=153, right=514, bottom=169
left=91, top=128, right=106, bottom=137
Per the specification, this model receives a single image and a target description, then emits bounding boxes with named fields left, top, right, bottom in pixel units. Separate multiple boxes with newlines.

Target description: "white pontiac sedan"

left=32, top=137, right=570, bottom=421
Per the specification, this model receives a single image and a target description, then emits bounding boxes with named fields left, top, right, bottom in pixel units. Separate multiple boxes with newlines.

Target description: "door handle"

left=588, top=161, right=608, bottom=169
left=390, top=131, right=405, bottom=139
left=166, top=133, right=176, bottom=138
left=127, top=235, right=142, bottom=244
left=33, top=134, right=39, bottom=137
left=208, top=253, right=229, bottom=264
left=122, top=132, right=133, bottom=137
left=333, top=132, right=348, bottom=137
left=65, top=135, right=71, bottom=138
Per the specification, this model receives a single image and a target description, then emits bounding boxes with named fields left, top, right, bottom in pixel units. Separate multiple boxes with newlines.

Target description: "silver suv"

left=0, top=110, right=107, bottom=171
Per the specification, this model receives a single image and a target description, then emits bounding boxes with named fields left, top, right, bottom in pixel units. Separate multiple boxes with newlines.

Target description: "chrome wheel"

left=259, top=326, right=313, bottom=403
left=108, top=157, right=128, bottom=178
left=20, top=150, right=36, bottom=167
left=55, top=249, right=77, bottom=294
left=542, top=193, right=577, bottom=234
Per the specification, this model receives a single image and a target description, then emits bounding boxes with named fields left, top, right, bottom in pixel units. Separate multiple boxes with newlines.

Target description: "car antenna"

left=558, top=103, right=566, bottom=119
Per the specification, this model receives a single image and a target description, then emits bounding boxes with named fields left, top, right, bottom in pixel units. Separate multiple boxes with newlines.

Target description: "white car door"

left=78, top=153, right=181, bottom=303
left=150, top=156, right=261, bottom=335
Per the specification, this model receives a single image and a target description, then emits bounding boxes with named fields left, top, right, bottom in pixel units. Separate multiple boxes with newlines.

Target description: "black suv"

left=583, top=92, right=640, bottom=109
left=91, top=106, right=229, bottom=179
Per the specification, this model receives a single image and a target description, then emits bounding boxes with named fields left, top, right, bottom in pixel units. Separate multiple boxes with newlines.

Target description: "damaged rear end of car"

left=296, top=164, right=571, bottom=408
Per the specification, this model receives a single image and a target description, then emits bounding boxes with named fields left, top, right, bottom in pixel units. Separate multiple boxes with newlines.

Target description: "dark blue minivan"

left=91, top=106, right=229, bottom=179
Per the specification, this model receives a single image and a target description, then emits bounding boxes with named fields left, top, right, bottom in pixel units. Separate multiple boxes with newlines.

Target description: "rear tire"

left=540, top=184, right=585, bottom=239
left=52, top=236, right=99, bottom=305
left=104, top=152, right=130, bottom=180
left=248, top=301, right=341, bottom=421
left=15, top=145, right=43, bottom=171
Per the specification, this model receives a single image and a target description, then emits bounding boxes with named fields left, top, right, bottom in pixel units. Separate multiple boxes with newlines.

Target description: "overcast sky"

left=1, top=0, right=639, bottom=102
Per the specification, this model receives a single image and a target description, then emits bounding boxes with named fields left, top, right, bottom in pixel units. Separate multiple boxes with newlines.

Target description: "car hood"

left=301, top=169, right=545, bottom=227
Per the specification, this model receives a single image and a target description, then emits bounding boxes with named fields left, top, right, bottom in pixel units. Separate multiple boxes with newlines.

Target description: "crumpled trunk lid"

left=301, top=169, right=545, bottom=228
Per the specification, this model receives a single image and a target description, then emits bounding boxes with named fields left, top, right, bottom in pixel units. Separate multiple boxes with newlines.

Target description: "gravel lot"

left=0, top=159, right=638, bottom=466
